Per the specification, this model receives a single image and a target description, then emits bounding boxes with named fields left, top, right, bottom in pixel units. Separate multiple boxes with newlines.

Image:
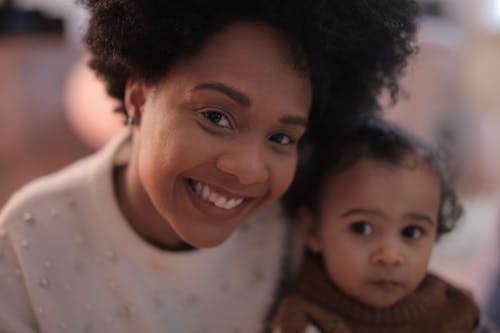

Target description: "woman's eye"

left=269, top=133, right=294, bottom=146
left=349, top=222, right=373, bottom=236
left=202, top=110, right=231, bottom=129
left=401, top=226, right=424, bottom=239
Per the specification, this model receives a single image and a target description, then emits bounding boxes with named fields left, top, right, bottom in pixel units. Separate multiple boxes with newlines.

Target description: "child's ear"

left=298, top=207, right=322, bottom=254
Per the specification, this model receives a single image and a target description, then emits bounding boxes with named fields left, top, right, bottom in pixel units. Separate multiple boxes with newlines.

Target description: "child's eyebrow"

left=340, top=208, right=383, bottom=218
left=403, top=212, right=436, bottom=226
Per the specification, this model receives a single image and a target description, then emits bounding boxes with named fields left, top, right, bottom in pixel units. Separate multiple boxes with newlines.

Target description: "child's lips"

left=369, top=279, right=403, bottom=290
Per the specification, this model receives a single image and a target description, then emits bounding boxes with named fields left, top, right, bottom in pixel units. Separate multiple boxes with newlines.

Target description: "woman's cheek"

left=273, top=154, right=298, bottom=197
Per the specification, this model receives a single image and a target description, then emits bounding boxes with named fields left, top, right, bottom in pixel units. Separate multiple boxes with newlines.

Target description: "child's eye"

left=202, top=110, right=232, bottom=129
left=349, top=222, right=373, bottom=236
left=268, top=133, right=294, bottom=146
left=401, top=226, right=424, bottom=239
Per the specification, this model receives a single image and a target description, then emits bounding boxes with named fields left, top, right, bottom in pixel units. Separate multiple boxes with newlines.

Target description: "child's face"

left=305, top=155, right=441, bottom=308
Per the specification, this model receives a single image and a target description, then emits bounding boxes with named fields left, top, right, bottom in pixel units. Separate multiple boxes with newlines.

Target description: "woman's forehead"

left=156, top=22, right=312, bottom=114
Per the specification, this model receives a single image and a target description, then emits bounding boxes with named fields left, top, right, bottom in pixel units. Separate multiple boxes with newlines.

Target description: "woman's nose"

left=216, top=144, right=270, bottom=185
left=371, top=241, right=404, bottom=266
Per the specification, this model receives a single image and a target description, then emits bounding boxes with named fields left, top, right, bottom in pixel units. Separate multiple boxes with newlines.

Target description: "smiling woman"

left=0, top=1, right=419, bottom=332
left=119, top=22, right=312, bottom=249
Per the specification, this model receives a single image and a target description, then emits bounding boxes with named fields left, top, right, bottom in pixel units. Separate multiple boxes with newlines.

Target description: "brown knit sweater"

left=271, top=255, right=479, bottom=333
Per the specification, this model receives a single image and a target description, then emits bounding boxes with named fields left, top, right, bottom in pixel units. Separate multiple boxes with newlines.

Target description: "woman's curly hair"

left=283, top=116, right=463, bottom=238
left=80, top=0, right=419, bottom=139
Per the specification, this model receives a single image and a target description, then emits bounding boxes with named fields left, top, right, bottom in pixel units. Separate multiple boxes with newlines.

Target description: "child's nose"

left=371, top=241, right=404, bottom=266
left=216, top=144, right=270, bottom=185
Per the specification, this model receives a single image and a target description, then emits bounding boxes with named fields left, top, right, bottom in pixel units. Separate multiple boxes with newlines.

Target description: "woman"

left=0, top=1, right=418, bottom=332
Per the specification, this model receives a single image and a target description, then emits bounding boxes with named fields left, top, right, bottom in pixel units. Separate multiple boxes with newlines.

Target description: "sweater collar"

left=297, top=255, right=446, bottom=325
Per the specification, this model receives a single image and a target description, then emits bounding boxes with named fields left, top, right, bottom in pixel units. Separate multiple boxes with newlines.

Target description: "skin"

left=115, top=21, right=312, bottom=250
left=303, top=155, right=441, bottom=308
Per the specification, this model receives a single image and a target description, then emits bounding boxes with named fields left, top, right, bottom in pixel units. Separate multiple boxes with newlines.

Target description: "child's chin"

left=363, top=297, right=401, bottom=309
left=372, top=301, right=398, bottom=309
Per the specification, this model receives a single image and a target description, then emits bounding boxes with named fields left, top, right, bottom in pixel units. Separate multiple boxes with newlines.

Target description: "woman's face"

left=124, top=22, right=312, bottom=248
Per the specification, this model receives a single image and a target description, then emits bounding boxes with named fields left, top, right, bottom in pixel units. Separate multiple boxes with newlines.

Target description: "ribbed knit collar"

left=297, top=255, right=446, bottom=326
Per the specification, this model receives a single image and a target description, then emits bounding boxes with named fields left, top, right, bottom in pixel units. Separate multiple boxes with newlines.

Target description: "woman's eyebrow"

left=192, top=82, right=307, bottom=127
left=192, top=82, right=251, bottom=107
left=279, top=115, right=308, bottom=128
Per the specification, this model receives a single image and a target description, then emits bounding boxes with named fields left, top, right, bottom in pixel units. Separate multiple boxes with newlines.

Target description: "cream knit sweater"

left=0, top=131, right=294, bottom=333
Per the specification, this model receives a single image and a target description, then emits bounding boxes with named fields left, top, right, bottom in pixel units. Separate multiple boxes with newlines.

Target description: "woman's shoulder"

left=0, top=156, right=92, bottom=236
left=0, top=131, right=129, bottom=233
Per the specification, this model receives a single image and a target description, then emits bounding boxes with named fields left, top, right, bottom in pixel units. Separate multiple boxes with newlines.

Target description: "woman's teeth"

left=192, top=181, right=244, bottom=210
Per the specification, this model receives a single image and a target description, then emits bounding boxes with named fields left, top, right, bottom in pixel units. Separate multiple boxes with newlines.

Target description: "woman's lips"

left=189, top=179, right=245, bottom=210
left=184, top=178, right=251, bottom=219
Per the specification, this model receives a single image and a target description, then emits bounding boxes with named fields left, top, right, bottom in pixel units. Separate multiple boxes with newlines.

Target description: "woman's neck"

left=113, top=162, right=194, bottom=251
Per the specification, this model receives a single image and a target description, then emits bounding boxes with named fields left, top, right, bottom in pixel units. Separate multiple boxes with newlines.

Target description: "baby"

left=272, top=118, right=481, bottom=332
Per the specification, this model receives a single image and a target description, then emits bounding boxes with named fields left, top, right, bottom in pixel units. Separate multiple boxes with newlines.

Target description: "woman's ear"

left=124, top=79, right=147, bottom=125
left=298, top=207, right=322, bottom=254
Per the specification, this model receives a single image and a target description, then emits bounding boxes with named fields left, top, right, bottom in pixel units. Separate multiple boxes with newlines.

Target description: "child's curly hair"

left=283, top=116, right=463, bottom=238
left=80, top=0, right=419, bottom=139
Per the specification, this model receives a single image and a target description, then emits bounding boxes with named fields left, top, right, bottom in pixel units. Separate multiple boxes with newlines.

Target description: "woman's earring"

left=127, top=115, right=140, bottom=126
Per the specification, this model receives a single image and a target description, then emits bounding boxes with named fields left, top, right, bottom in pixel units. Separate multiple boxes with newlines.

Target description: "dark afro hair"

left=283, top=116, right=463, bottom=238
left=80, top=0, right=419, bottom=140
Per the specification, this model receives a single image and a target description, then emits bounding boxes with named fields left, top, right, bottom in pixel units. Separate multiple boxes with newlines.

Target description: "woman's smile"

left=188, top=179, right=245, bottom=210
left=185, top=178, right=253, bottom=220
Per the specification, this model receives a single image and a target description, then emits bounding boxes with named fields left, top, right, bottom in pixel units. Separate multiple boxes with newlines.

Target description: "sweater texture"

left=0, top=130, right=294, bottom=333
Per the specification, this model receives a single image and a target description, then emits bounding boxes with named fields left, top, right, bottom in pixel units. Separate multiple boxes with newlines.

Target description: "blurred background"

left=1, top=0, right=500, bottom=325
